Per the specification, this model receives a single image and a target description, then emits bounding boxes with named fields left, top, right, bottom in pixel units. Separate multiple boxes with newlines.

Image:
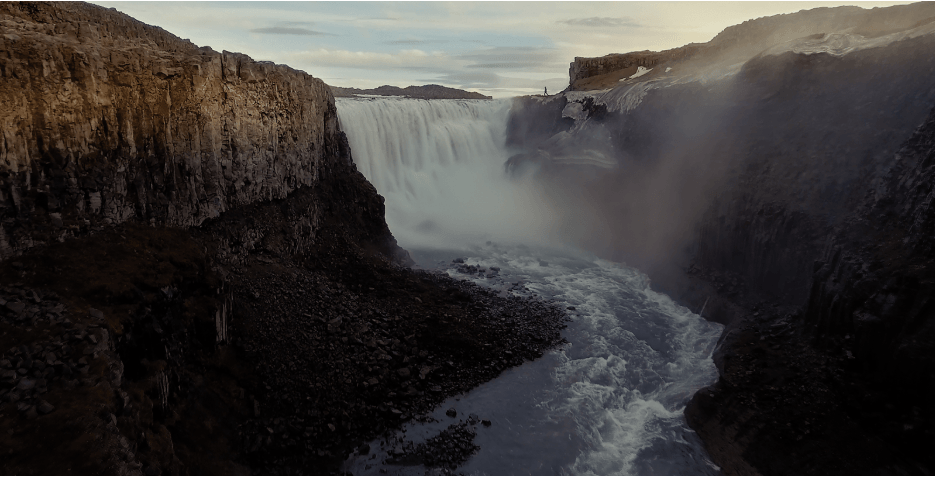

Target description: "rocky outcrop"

left=0, top=2, right=571, bottom=475
left=510, top=3, right=935, bottom=472
left=568, top=45, right=702, bottom=90
left=0, top=1, right=348, bottom=261
left=568, top=2, right=935, bottom=91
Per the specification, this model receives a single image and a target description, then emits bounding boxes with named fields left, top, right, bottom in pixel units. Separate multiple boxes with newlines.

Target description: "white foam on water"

left=336, top=98, right=723, bottom=475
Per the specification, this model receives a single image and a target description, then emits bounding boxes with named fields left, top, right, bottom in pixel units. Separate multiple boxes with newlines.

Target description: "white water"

left=337, top=97, right=558, bottom=249
left=336, top=97, right=722, bottom=475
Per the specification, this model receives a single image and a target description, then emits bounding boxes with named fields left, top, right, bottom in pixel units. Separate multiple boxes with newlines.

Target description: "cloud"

left=384, top=38, right=452, bottom=45
left=456, top=46, right=565, bottom=72
left=427, top=71, right=567, bottom=91
left=250, top=26, right=334, bottom=36
left=288, top=48, right=452, bottom=71
left=385, top=39, right=429, bottom=45
left=558, top=17, right=642, bottom=28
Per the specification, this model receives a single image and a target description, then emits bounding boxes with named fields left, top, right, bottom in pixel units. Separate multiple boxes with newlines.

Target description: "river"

left=336, top=97, right=722, bottom=475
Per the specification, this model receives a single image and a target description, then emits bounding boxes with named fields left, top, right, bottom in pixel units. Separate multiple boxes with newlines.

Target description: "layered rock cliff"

left=0, top=1, right=352, bottom=261
left=511, top=3, right=935, bottom=473
left=0, top=3, right=571, bottom=475
left=568, top=2, right=935, bottom=91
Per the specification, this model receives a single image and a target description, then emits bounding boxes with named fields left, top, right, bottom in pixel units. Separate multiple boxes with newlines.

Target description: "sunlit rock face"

left=568, top=3, right=935, bottom=91
left=0, top=2, right=346, bottom=260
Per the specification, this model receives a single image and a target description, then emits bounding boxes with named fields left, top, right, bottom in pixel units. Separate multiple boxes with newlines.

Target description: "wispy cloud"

left=427, top=71, right=567, bottom=91
left=384, top=38, right=452, bottom=45
left=288, top=48, right=451, bottom=70
left=558, top=17, right=642, bottom=28
left=456, top=46, right=564, bottom=72
left=250, top=26, right=334, bottom=36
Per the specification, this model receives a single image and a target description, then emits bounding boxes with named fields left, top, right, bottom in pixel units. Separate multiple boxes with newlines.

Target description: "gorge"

left=2, top=1, right=935, bottom=475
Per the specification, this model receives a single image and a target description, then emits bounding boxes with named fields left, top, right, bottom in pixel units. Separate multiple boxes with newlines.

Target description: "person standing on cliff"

left=544, top=87, right=548, bottom=96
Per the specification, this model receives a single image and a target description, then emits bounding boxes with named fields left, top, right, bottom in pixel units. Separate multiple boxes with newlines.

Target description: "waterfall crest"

left=337, top=97, right=555, bottom=249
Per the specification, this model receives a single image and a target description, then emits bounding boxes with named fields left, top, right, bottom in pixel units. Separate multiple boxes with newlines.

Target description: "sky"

left=92, top=1, right=913, bottom=98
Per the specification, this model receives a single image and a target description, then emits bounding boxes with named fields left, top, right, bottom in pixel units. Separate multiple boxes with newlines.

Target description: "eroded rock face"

left=510, top=4, right=935, bottom=472
left=568, top=3, right=935, bottom=91
left=0, top=1, right=344, bottom=260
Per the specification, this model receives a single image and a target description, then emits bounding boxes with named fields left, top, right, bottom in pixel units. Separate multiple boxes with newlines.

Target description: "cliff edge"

left=0, top=1, right=354, bottom=259
left=569, top=2, right=935, bottom=91
left=510, top=2, right=935, bottom=473
left=0, top=3, right=569, bottom=475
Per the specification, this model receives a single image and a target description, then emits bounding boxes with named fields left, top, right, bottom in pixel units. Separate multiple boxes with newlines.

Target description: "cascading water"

left=336, top=97, right=723, bottom=475
left=336, top=97, right=557, bottom=249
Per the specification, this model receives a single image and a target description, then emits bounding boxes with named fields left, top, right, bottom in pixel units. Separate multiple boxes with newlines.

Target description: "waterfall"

left=336, top=96, right=722, bottom=475
left=336, top=97, right=555, bottom=249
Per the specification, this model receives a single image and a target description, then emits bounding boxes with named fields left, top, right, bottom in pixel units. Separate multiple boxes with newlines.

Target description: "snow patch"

left=620, top=66, right=652, bottom=81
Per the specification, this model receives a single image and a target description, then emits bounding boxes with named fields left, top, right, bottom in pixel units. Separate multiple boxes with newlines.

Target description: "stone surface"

left=510, top=3, right=935, bottom=474
left=0, top=1, right=344, bottom=260
left=569, top=3, right=935, bottom=90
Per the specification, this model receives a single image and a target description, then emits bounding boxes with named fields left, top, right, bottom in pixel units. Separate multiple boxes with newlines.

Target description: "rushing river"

left=336, top=97, right=723, bottom=475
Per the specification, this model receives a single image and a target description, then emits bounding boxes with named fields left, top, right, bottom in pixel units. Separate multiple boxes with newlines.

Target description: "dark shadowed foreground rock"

left=0, top=1, right=568, bottom=474
left=509, top=3, right=935, bottom=473
left=0, top=198, right=567, bottom=474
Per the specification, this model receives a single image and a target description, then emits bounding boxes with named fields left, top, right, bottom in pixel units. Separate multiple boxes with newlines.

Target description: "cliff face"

left=510, top=3, right=935, bottom=472
left=0, top=1, right=346, bottom=260
left=568, top=2, right=935, bottom=91
left=568, top=45, right=702, bottom=90
left=0, top=3, right=413, bottom=474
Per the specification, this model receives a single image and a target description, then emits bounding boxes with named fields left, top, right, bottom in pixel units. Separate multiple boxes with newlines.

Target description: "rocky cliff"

left=0, top=3, right=571, bottom=474
left=511, top=3, right=935, bottom=473
left=568, top=2, right=935, bottom=91
left=0, top=1, right=350, bottom=260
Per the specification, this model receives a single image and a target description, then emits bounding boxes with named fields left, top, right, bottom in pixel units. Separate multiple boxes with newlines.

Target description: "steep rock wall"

left=511, top=13, right=935, bottom=471
left=568, top=2, right=935, bottom=91
left=0, top=1, right=347, bottom=261
left=806, top=103, right=935, bottom=415
left=519, top=32, right=935, bottom=308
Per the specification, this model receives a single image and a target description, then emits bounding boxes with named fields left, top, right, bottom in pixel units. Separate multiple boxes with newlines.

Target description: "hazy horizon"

left=91, top=1, right=912, bottom=98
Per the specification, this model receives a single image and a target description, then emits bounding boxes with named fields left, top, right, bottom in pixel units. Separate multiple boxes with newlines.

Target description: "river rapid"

left=336, top=97, right=722, bottom=475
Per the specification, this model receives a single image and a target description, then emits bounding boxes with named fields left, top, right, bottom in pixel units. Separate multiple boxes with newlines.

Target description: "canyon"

left=508, top=2, right=935, bottom=473
left=2, top=0, right=935, bottom=475
left=0, top=2, right=562, bottom=474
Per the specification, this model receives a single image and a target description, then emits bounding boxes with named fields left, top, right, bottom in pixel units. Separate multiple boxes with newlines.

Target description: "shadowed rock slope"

left=509, top=3, right=935, bottom=473
left=0, top=2, right=567, bottom=474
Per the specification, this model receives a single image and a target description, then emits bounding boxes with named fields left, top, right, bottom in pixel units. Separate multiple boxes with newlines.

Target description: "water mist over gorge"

left=336, top=98, right=723, bottom=474
left=335, top=6, right=935, bottom=470
left=336, top=98, right=557, bottom=250
left=3, top=1, right=935, bottom=474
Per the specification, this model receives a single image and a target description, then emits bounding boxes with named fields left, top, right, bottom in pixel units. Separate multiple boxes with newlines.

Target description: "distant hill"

left=330, top=84, right=491, bottom=100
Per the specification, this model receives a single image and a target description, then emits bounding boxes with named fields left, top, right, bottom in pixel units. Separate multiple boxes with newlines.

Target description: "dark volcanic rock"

left=508, top=4, right=935, bottom=474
